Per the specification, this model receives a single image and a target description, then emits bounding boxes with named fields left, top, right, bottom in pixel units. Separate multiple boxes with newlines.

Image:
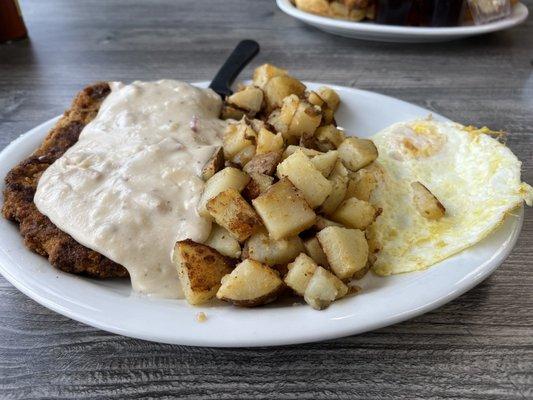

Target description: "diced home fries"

left=173, top=240, right=233, bottom=306
left=206, top=188, right=262, bottom=242
left=304, top=266, right=348, bottom=310
left=310, top=149, right=338, bottom=177
left=216, top=259, right=284, bottom=307
left=411, top=181, right=446, bottom=220
left=317, top=226, right=368, bottom=280
left=197, top=167, right=249, bottom=217
left=337, top=137, right=378, bottom=172
left=242, top=172, right=274, bottom=201
left=276, top=150, right=333, bottom=208
left=243, top=228, right=305, bottom=266
left=204, top=225, right=241, bottom=259
left=284, top=253, right=319, bottom=296
left=252, top=178, right=316, bottom=240
left=172, top=64, right=381, bottom=310
left=331, top=197, right=379, bottom=230
left=303, top=236, right=329, bottom=268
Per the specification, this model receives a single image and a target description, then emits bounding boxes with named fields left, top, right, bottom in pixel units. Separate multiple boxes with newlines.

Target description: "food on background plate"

left=2, top=63, right=531, bottom=312
left=467, top=0, right=513, bottom=24
left=294, top=0, right=373, bottom=22
left=293, top=0, right=518, bottom=27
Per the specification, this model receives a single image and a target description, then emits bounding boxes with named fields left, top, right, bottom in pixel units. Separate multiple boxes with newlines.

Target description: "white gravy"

left=35, top=80, right=227, bottom=298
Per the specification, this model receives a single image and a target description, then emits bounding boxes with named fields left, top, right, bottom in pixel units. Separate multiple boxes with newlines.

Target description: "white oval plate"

left=277, top=0, right=529, bottom=43
left=0, top=82, right=523, bottom=347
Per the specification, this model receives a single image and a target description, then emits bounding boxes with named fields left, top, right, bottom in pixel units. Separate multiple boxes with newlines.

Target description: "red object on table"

left=0, top=0, right=28, bottom=43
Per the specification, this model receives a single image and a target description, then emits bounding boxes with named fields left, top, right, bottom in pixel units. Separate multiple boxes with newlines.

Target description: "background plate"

left=277, top=0, right=529, bottom=43
left=0, top=82, right=523, bottom=347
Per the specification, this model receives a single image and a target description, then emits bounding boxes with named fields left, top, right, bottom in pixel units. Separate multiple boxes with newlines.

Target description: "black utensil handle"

left=209, top=40, right=260, bottom=99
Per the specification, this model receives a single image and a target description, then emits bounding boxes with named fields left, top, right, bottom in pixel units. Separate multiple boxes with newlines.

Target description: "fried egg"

left=367, top=119, right=532, bottom=276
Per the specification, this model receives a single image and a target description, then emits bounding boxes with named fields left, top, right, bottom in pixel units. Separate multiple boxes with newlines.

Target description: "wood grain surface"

left=0, top=1, right=532, bottom=399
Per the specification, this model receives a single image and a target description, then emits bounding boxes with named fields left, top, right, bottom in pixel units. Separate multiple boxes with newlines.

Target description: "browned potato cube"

left=264, top=75, right=306, bottom=110
left=243, top=151, right=281, bottom=176
left=310, top=150, right=338, bottom=177
left=267, top=109, right=287, bottom=135
left=277, top=150, right=333, bottom=208
left=282, top=145, right=322, bottom=160
left=173, top=240, right=233, bottom=305
left=315, top=125, right=346, bottom=150
left=330, top=157, right=350, bottom=180
left=204, top=224, right=241, bottom=259
left=317, top=226, right=368, bottom=280
left=252, top=178, right=316, bottom=240
left=316, top=86, right=341, bottom=111
left=320, top=160, right=349, bottom=215
left=198, top=167, right=250, bottom=217
left=221, top=105, right=246, bottom=120
left=253, top=64, right=288, bottom=89
left=223, top=121, right=255, bottom=159
left=337, top=137, right=378, bottom=172
left=411, top=182, right=445, bottom=220
left=307, top=91, right=325, bottom=107
left=243, top=228, right=304, bottom=266
left=303, top=237, right=329, bottom=268
left=284, top=253, right=318, bottom=296
left=207, top=188, right=262, bottom=242
left=202, top=147, right=225, bottom=181
left=242, top=173, right=274, bottom=200
left=279, top=94, right=300, bottom=133
left=256, top=127, right=284, bottom=155
left=216, top=259, right=284, bottom=307
left=304, top=266, right=348, bottom=310
left=331, top=197, right=378, bottom=230
left=231, top=144, right=256, bottom=168
left=345, top=167, right=378, bottom=201
left=226, top=86, right=264, bottom=115
left=286, top=101, right=322, bottom=139
left=276, top=96, right=321, bottom=143
left=242, top=122, right=258, bottom=141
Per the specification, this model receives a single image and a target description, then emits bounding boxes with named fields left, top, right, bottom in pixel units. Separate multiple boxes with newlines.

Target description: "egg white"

left=367, top=119, right=532, bottom=276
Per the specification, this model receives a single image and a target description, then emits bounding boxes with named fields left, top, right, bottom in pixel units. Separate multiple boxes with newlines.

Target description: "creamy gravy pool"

left=35, top=80, right=227, bottom=298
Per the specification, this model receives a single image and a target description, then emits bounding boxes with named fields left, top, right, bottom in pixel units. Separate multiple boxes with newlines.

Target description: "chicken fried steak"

left=2, top=82, right=128, bottom=278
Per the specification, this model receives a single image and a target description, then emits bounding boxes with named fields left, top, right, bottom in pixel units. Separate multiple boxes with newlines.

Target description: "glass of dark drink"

left=412, top=0, right=466, bottom=27
left=375, top=0, right=415, bottom=25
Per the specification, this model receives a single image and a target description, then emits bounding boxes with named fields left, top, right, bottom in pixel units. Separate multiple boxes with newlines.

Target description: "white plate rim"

left=0, top=82, right=524, bottom=347
left=277, top=0, right=529, bottom=37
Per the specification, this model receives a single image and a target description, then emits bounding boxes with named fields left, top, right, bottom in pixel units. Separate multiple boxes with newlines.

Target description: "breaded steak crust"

left=2, top=83, right=129, bottom=278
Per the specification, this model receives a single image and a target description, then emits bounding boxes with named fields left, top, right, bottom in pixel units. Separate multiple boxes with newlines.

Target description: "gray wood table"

left=1, top=1, right=532, bottom=398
